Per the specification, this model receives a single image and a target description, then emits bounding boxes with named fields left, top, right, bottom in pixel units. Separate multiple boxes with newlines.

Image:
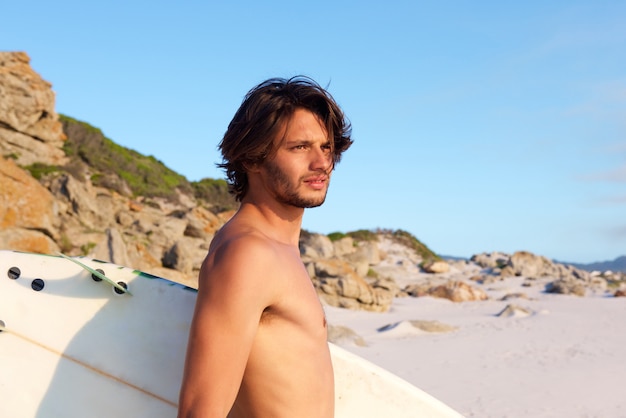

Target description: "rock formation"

left=0, top=158, right=60, bottom=253
left=300, top=233, right=394, bottom=312
left=0, top=52, right=67, bottom=166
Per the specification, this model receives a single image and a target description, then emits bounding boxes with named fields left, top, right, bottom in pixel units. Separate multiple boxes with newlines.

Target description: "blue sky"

left=3, top=1, right=625, bottom=263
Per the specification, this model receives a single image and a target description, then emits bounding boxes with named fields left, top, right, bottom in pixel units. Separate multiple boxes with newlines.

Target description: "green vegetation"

left=496, top=259, right=508, bottom=269
left=59, top=234, right=73, bottom=254
left=328, top=229, right=378, bottom=243
left=23, top=162, right=61, bottom=180
left=346, top=229, right=377, bottom=242
left=80, top=242, right=96, bottom=256
left=60, top=115, right=190, bottom=199
left=327, top=232, right=347, bottom=242
left=328, top=228, right=437, bottom=261
left=56, top=114, right=237, bottom=211
left=385, top=229, right=440, bottom=262
left=192, top=178, right=237, bottom=213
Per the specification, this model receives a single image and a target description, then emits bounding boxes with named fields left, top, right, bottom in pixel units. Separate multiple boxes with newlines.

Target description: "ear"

left=243, top=161, right=261, bottom=173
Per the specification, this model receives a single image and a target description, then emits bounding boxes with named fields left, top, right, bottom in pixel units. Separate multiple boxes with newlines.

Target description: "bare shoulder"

left=198, top=226, right=285, bottom=303
left=210, top=227, right=278, bottom=264
left=205, top=227, right=279, bottom=276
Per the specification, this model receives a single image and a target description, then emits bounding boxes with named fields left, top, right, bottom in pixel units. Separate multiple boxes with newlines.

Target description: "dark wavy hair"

left=217, top=76, right=353, bottom=201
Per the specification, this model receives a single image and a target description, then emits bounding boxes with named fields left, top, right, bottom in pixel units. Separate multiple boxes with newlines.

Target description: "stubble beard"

left=264, top=161, right=329, bottom=208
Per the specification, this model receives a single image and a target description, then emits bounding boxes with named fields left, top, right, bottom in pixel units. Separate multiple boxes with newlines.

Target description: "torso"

left=216, top=227, right=334, bottom=418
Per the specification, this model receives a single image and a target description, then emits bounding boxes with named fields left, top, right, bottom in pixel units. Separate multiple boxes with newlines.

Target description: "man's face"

left=259, top=108, right=333, bottom=208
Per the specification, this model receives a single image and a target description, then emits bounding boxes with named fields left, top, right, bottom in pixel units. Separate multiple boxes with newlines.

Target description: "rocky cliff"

left=2, top=52, right=624, bottom=310
left=0, top=52, right=228, bottom=286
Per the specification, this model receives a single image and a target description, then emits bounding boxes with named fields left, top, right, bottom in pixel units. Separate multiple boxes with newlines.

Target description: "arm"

left=177, top=236, right=276, bottom=418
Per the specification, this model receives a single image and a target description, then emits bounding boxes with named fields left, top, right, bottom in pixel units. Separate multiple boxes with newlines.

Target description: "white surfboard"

left=0, top=250, right=463, bottom=417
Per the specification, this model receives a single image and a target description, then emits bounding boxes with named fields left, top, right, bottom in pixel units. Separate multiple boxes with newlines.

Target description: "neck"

left=237, top=198, right=304, bottom=246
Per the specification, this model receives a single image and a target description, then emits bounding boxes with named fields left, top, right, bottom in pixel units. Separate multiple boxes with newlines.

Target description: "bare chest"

left=260, top=255, right=326, bottom=333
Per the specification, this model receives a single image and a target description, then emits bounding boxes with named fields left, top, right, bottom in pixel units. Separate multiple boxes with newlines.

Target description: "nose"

left=310, top=146, right=332, bottom=172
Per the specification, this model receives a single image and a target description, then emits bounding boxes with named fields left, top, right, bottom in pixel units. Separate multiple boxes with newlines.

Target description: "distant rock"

left=407, top=320, right=458, bottom=333
left=496, top=304, right=533, bottom=318
left=503, top=251, right=554, bottom=277
left=327, top=325, right=367, bottom=346
left=405, top=280, right=488, bottom=302
left=470, top=252, right=509, bottom=269
left=470, top=250, right=603, bottom=294
left=545, top=279, right=587, bottom=297
left=499, top=292, right=529, bottom=301
left=377, top=320, right=458, bottom=336
left=421, top=260, right=450, bottom=274
left=567, top=256, right=626, bottom=274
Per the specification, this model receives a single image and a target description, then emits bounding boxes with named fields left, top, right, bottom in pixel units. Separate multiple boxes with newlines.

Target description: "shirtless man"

left=177, top=77, right=353, bottom=418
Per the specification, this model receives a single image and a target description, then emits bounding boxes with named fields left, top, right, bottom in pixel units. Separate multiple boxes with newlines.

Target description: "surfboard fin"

left=56, top=252, right=133, bottom=296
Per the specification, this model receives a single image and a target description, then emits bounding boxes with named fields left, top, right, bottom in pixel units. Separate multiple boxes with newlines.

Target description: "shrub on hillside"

left=383, top=228, right=440, bottom=262
left=191, top=178, right=237, bottom=213
left=60, top=114, right=192, bottom=200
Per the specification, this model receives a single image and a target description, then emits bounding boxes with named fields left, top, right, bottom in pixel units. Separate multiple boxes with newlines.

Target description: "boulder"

left=96, top=228, right=131, bottom=267
left=300, top=232, right=335, bottom=260
left=327, top=325, right=367, bottom=347
left=332, top=236, right=355, bottom=256
left=348, top=240, right=381, bottom=265
left=312, top=258, right=393, bottom=312
left=368, top=276, right=402, bottom=297
left=506, top=251, right=553, bottom=277
left=470, top=252, right=509, bottom=269
left=343, top=241, right=381, bottom=277
left=184, top=206, right=221, bottom=239
left=421, top=260, right=450, bottom=274
left=0, top=52, right=66, bottom=165
left=408, top=320, right=458, bottom=333
left=376, top=319, right=458, bottom=336
left=0, top=158, right=59, bottom=243
left=0, top=227, right=59, bottom=254
left=545, top=279, right=586, bottom=297
left=499, top=292, right=529, bottom=301
left=496, top=304, right=533, bottom=318
left=47, top=173, right=104, bottom=230
left=406, top=280, right=488, bottom=302
left=162, top=241, right=194, bottom=275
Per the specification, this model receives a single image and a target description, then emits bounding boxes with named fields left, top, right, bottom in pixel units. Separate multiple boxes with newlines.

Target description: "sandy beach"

left=325, top=275, right=626, bottom=418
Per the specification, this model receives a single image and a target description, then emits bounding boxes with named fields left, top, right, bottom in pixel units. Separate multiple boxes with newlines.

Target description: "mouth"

left=303, top=175, right=328, bottom=190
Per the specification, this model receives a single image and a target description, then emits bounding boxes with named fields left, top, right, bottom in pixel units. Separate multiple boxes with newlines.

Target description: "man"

left=178, top=76, right=352, bottom=418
